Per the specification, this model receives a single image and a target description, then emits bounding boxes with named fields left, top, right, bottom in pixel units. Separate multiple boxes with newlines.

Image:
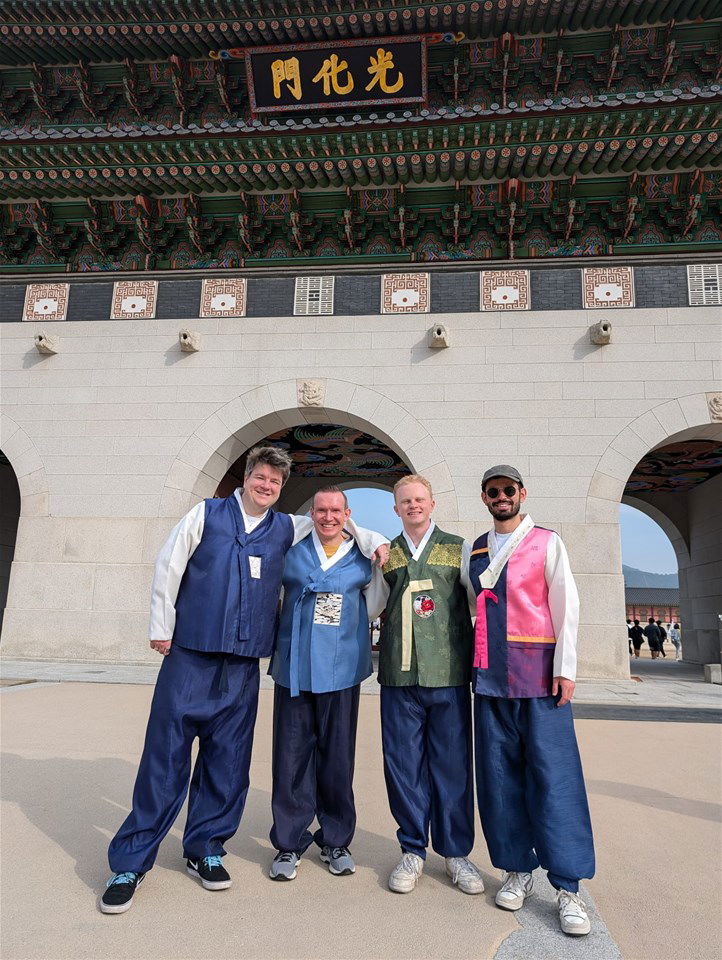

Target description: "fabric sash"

left=478, top=514, right=534, bottom=590
left=474, top=589, right=498, bottom=669
left=401, top=578, right=433, bottom=671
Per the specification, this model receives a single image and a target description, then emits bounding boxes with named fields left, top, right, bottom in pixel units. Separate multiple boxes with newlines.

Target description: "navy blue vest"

left=173, top=495, right=294, bottom=657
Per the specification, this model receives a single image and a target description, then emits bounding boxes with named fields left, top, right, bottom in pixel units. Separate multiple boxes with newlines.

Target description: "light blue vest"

left=270, top=534, right=373, bottom=696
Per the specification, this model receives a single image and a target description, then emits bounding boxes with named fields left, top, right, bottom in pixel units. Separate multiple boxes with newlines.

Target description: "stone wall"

left=1, top=273, right=720, bottom=675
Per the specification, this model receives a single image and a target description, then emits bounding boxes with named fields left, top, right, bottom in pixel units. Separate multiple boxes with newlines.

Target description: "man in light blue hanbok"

left=268, top=486, right=387, bottom=881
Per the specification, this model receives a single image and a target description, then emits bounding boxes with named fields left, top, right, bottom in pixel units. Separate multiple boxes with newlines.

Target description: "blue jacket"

left=173, top=495, right=294, bottom=657
left=270, top=533, right=373, bottom=695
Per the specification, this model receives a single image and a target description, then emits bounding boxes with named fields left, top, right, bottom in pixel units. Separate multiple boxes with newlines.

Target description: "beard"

left=488, top=499, right=521, bottom=521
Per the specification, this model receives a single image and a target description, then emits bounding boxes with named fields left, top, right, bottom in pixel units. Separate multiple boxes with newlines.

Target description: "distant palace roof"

left=625, top=587, right=681, bottom=606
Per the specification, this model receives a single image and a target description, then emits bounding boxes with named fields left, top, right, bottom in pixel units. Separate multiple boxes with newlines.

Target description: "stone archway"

left=0, top=418, right=50, bottom=641
left=587, top=391, right=722, bottom=665
left=0, top=417, right=50, bottom=518
left=159, top=379, right=459, bottom=521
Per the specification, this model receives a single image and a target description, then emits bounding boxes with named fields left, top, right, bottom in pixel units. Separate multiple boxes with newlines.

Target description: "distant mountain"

left=623, top=564, right=679, bottom=588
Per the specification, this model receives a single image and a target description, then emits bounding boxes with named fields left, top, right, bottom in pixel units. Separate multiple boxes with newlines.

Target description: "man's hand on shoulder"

left=373, top=543, right=390, bottom=567
left=150, top=639, right=172, bottom=656
left=552, top=676, right=575, bottom=706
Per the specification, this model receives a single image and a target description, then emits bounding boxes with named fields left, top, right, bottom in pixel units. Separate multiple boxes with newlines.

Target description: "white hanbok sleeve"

left=364, top=564, right=390, bottom=621
left=148, top=502, right=206, bottom=642
left=290, top=514, right=313, bottom=545
left=545, top=533, right=580, bottom=682
left=461, top=539, right=478, bottom=619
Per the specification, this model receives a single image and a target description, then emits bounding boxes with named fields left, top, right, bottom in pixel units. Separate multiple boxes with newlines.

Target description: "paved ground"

left=1, top=661, right=720, bottom=960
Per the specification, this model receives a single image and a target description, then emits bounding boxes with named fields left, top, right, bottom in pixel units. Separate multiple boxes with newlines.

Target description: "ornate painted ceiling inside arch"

left=625, top=439, right=722, bottom=493
left=224, top=422, right=410, bottom=488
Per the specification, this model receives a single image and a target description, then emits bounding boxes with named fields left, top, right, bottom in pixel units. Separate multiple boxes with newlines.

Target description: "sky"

left=345, top=488, right=679, bottom=575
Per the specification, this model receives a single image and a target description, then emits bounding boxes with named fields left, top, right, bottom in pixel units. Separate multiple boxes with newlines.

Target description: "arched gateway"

left=159, top=380, right=459, bottom=521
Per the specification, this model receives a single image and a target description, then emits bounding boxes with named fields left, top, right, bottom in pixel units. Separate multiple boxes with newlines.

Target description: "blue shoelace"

left=203, top=855, right=223, bottom=869
left=107, top=872, right=137, bottom=887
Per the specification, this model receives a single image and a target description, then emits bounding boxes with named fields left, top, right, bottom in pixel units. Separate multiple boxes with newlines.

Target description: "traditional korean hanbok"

left=469, top=515, right=595, bottom=893
left=107, top=490, right=313, bottom=875
left=268, top=522, right=384, bottom=856
left=374, top=522, right=476, bottom=861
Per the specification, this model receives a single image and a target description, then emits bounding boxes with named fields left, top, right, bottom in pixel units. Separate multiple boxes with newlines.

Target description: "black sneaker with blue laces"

left=100, top=872, right=145, bottom=914
left=186, top=855, right=232, bottom=890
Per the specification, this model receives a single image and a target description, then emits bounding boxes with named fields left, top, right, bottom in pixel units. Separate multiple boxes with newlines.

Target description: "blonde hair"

left=393, top=474, right=433, bottom=499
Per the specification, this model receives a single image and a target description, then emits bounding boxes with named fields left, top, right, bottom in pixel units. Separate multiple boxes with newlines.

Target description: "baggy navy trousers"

left=270, top=682, right=360, bottom=854
left=474, top=694, right=596, bottom=893
left=380, top=684, right=474, bottom=860
left=108, top=645, right=260, bottom=874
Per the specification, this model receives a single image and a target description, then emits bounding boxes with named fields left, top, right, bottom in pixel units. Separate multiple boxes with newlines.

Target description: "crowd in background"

left=627, top=619, right=682, bottom=660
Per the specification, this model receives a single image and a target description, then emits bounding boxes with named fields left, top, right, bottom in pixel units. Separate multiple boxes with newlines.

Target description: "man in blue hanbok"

left=267, top=486, right=386, bottom=881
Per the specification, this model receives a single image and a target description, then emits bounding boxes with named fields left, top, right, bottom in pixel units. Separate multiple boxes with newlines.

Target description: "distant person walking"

left=626, top=620, right=634, bottom=656
left=630, top=620, right=644, bottom=658
left=669, top=623, right=682, bottom=661
left=643, top=617, right=661, bottom=659
left=656, top=621, right=667, bottom=657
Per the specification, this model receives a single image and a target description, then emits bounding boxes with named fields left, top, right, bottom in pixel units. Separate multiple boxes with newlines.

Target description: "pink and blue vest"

left=469, top=526, right=556, bottom=699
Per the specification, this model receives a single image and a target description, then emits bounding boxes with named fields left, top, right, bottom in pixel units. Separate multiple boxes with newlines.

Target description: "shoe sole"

left=388, top=879, right=419, bottom=893
left=452, top=882, right=485, bottom=895
left=100, top=899, right=134, bottom=914
left=186, top=866, right=232, bottom=890
left=495, top=889, right=533, bottom=911
left=269, top=869, right=297, bottom=881
left=319, top=853, right=355, bottom=876
left=561, top=922, right=591, bottom=936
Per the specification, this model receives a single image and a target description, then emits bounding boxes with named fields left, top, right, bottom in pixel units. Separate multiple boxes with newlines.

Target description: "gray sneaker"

left=320, top=846, right=356, bottom=876
left=269, top=851, right=300, bottom=881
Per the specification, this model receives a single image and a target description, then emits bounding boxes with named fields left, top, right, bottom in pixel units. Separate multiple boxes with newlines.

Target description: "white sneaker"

left=495, top=871, right=533, bottom=911
left=445, top=857, right=485, bottom=895
left=388, top=852, right=424, bottom=893
left=557, top=889, right=591, bottom=936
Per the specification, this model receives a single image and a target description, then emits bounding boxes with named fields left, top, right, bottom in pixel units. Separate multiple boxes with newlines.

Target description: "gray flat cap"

left=482, top=464, right=524, bottom=489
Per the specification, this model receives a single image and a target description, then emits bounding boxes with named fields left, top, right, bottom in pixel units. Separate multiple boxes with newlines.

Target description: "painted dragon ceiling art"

left=265, top=424, right=409, bottom=481
left=626, top=440, right=722, bottom=494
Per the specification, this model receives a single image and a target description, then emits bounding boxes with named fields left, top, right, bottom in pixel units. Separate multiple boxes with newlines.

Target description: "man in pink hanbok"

left=469, top=465, right=595, bottom=937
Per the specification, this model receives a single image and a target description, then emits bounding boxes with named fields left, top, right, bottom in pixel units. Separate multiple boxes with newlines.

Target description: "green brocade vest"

left=378, top=526, right=473, bottom=688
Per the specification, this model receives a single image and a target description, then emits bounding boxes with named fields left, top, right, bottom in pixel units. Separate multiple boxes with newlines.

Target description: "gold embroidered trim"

left=507, top=635, right=556, bottom=645
left=383, top=544, right=408, bottom=574
left=427, top=542, right=463, bottom=568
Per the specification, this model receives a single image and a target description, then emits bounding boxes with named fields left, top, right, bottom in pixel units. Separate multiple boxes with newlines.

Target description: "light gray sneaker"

left=320, top=846, right=356, bottom=876
left=388, top=852, right=424, bottom=893
left=495, top=871, right=533, bottom=911
left=269, top=851, right=300, bottom=881
left=445, top=856, right=485, bottom=894
left=557, top=889, right=591, bottom=936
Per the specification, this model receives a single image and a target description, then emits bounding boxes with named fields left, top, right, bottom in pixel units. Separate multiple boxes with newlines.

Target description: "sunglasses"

left=485, top=484, right=519, bottom=499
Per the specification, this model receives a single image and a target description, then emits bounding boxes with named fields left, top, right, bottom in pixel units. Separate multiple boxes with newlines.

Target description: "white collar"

left=234, top=488, right=268, bottom=533
left=311, top=528, right=356, bottom=571
left=481, top=515, right=534, bottom=589
left=403, top=520, right=436, bottom=562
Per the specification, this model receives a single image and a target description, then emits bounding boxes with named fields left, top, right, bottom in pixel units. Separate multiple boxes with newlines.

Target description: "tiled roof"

left=625, top=587, right=681, bottom=605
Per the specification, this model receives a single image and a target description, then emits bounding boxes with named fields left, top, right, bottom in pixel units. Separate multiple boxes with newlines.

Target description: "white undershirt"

left=402, top=520, right=436, bottom=562
left=493, top=530, right=513, bottom=548
left=234, top=489, right=268, bottom=534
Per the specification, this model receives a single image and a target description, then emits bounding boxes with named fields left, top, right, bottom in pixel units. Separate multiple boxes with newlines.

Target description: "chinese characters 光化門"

left=270, top=47, right=405, bottom=101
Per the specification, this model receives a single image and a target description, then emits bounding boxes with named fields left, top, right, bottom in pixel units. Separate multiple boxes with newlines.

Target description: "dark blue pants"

left=108, top=645, right=260, bottom=874
left=380, top=684, right=474, bottom=860
left=474, top=694, right=596, bottom=893
left=270, top=682, right=360, bottom=854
